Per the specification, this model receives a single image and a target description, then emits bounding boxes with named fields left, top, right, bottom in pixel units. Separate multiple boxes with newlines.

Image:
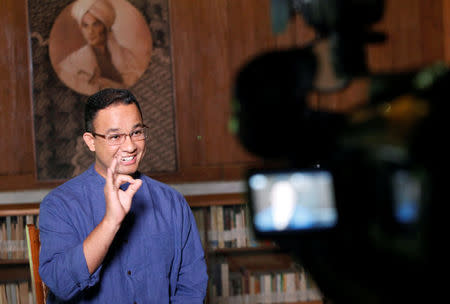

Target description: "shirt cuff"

left=67, top=242, right=102, bottom=289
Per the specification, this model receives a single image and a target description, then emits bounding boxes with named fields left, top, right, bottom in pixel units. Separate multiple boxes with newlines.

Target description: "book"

left=221, top=263, right=229, bottom=297
left=17, top=215, right=25, bottom=259
left=249, top=275, right=255, bottom=295
left=25, top=215, right=34, bottom=225
left=192, top=208, right=206, bottom=249
left=262, top=272, right=272, bottom=296
left=216, top=206, right=224, bottom=248
left=223, top=207, right=232, bottom=248
left=0, top=284, right=7, bottom=304
left=6, top=283, right=17, bottom=304
left=18, top=281, right=30, bottom=304
left=208, top=206, right=218, bottom=249
left=229, top=271, right=242, bottom=296
left=6, top=216, right=12, bottom=259
left=284, top=272, right=297, bottom=302
left=0, top=217, right=7, bottom=259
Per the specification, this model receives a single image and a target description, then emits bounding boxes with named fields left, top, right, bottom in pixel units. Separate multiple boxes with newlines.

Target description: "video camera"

left=232, top=1, right=449, bottom=303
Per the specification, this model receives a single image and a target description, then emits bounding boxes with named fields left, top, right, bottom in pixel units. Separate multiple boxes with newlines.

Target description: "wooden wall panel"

left=367, top=0, right=443, bottom=71
left=169, top=1, right=199, bottom=169
left=419, top=0, right=444, bottom=64
left=0, top=0, right=448, bottom=190
left=389, top=0, right=423, bottom=70
left=223, top=0, right=274, bottom=167
left=170, top=0, right=316, bottom=171
left=195, top=0, right=237, bottom=165
left=367, top=0, right=395, bottom=71
left=0, top=0, right=34, bottom=177
left=443, top=0, right=450, bottom=63
left=315, top=0, right=445, bottom=112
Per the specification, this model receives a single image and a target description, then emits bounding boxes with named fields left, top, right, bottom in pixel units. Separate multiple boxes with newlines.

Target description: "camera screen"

left=248, top=170, right=338, bottom=233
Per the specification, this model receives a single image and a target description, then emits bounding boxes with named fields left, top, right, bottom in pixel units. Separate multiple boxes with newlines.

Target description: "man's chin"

left=117, top=165, right=139, bottom=176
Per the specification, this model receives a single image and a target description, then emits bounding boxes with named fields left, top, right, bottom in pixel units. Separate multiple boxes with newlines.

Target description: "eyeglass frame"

left=91, top=125, right=149, bottom=146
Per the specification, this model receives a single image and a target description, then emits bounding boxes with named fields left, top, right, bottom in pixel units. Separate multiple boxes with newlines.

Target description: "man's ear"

left=83, top=132, right=96, bottom=152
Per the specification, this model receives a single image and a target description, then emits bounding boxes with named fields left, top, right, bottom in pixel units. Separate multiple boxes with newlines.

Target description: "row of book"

left=0, top=281, right=33, bottom=304
left=0, top=215, right=39, bottom=260
left=208, top=262, right=322, bottom=304
left=192, top=204, right=274, bottom=250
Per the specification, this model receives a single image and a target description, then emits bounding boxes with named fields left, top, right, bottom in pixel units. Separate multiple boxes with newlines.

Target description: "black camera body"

left=239, top=80, right=448, bottom=303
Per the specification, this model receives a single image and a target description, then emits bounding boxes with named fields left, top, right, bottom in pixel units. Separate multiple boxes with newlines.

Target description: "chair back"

left=26, top=224, right=48, bottom=304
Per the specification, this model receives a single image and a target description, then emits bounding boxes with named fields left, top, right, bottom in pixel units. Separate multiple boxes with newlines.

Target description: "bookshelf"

left=188, top=193, right=324, bottom=304
left=0, top=203, right=40, bottom=303
left=0, top=193, right=325, bottom=304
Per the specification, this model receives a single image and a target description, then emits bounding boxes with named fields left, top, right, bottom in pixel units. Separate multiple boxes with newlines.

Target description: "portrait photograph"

left=28, top=0, right=177, bottom=181
left=49, top=0, right=152, bottom=96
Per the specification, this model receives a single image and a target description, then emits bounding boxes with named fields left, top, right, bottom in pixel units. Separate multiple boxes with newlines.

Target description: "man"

left=38, top=88, right=208, bottom=303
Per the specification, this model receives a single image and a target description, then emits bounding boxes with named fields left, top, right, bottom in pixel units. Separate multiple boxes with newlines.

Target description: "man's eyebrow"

left=105, top=123, right=144, bottom=133
left=105, top=128, right=121, bottom=133
left=132, top=123, right=144, bottom=129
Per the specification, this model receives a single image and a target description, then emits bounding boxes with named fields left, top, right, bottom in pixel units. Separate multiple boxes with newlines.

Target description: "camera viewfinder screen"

left=249, top=170, right=338, bottom=232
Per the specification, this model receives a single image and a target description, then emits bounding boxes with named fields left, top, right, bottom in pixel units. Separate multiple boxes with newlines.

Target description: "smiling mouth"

left=121, top=156, right=134, bottom=162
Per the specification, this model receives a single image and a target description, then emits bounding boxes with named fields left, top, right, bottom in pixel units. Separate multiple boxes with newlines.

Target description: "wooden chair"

left=26, top=224, right=48, bottom=304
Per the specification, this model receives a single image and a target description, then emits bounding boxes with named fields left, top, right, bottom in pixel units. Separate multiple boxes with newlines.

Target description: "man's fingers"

left=113, top=174, right=135, bottom=189
left=106, top=157, right=118, bottom=188
left=106, top=156, right=121, bottom=187
left=111, top=154, right=120, bottom=173
left=114, top=174, right=142, bottom=198
left=125, top=179, right=143, bottom=197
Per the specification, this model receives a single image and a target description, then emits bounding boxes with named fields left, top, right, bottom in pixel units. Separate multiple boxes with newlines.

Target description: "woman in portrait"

left=57, top=0, right=141, bottom=95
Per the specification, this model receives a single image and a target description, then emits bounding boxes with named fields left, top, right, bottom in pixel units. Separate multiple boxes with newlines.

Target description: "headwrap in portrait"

left=71, top=0, right=116, bottom=30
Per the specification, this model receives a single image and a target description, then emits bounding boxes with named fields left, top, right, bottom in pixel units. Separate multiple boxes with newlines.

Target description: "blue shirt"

left=38, top=165, right=208, bottom=303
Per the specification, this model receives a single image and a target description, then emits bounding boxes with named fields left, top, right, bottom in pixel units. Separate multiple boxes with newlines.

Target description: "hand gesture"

left=103, top=156, right=142, bottom=226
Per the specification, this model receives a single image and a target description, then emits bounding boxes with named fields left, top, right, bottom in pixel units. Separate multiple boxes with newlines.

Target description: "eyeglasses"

left=92, top=125, right=149, bottom=146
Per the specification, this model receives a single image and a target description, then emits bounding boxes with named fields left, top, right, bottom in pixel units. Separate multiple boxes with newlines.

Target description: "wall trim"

left=0, top=180, right=245, bottom=205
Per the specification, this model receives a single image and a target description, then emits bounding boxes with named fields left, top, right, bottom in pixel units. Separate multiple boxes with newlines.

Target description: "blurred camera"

left=232, top=1, right=450, bottom=302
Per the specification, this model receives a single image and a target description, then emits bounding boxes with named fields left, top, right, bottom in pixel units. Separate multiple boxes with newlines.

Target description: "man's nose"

left=120, top=135, right=137, bottom=151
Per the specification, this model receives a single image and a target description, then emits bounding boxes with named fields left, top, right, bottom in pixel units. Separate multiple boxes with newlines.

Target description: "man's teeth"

left=121, top=156, right=133, bottom=161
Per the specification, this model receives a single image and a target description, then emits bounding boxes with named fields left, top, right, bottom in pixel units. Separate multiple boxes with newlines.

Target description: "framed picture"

left=28, top=0, right=177, bottom=180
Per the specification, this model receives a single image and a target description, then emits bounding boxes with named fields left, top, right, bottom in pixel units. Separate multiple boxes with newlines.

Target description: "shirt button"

left=127, top=270, right=131, bottom=275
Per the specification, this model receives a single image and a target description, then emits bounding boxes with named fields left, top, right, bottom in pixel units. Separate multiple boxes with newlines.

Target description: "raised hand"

left=103, top=155, right=143, bottom=226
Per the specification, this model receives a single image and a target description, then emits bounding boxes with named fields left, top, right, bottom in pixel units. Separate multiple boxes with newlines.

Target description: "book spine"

left=216, top=206, right=224, bottom=249
left=208, top=206, right=218, bottom=249
left=221, top=263, right=229, bottom=297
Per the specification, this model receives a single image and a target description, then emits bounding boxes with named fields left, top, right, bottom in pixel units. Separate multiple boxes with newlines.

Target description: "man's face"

left=80, top=12, right=107, bottom=48
left=85, top=103, right=146, bottom=178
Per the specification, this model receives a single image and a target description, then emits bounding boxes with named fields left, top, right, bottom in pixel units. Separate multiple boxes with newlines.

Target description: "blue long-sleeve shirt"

left=38, top=165, right=208, bottom=303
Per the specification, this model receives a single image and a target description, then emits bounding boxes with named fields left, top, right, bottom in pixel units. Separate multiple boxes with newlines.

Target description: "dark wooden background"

left=0, top=0, right=448, bottom=190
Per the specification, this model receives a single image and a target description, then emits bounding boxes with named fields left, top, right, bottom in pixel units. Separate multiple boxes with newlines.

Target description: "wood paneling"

left=170, top=0, right=315, bottom=170
left=0, top=0, right=448, bottom=190
left=419, top=0, right=444, bottom=64
left=0, top=0, right=34, bottom=177
left=315, top=0, right=445, bottom=112
left=442, top=0, right=450, bottom=63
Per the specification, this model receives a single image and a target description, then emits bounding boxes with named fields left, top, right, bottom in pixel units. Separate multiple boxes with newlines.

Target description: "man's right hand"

left=103, top=156, right=142, bottom=227
left=83, top=156, right=142, bottom=274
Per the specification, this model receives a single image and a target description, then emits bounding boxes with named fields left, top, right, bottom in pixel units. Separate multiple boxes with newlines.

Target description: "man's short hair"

left=85, top=88, right=143, bottom=132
